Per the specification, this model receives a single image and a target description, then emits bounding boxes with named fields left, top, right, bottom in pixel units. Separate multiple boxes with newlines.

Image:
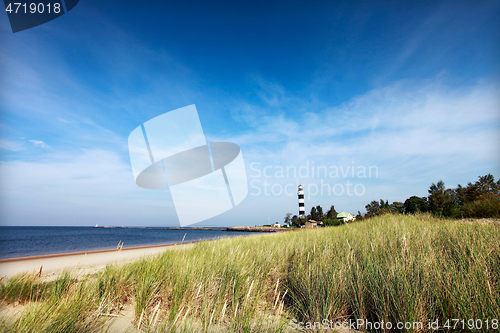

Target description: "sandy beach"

left=0, top=241, right=196, bottom=279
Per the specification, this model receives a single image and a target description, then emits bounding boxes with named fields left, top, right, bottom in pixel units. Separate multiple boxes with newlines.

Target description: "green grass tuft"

left=1, top=214, right=498, bottom=332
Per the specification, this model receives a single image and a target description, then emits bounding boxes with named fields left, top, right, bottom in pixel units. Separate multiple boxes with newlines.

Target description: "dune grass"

left=0, top=214, right=499, bottom=332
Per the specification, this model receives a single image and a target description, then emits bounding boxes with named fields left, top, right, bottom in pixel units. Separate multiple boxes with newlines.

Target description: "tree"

left=453, top=184, right=466, bottom=207
left=323, top=205, right=340, bottom=226
left=464, top=174, right=500, bottom=203
left=462, top=196, right=500, bottom=218
left=315, top=205, right=324, bottom=221
left=404, top=196, right=429, bottom=214
left=291, top=215, right=299, bottom=227
left=365, top=200, right=381, bottom=217
left=459, top=174, right=500, bottom=218
left=322, top=217, right=334, bottom=226
left=283, top=213, right=292, bottom=227
left=364, top=199, right=393, bottom=217
left=365, top=200, right=380, bottom=217
left=326, top=205, right=338, bottom=220
left=380, top=199, right=390, bottom=214
left=389, top=201, right=404, bottom=214
left=428, top=180, right=457, bottom=217
left=310, top=206, right=317, bottom=220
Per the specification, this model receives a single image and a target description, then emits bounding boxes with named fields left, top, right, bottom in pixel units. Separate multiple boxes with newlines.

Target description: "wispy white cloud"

left=1, top=8, right=498, bottom=224
left=217, top=77, right=500, bottom=216
left=0, top=140, right=24, bottom=151
left=0, top=149, right=178, bottom=226
left=1, top=72, right=497, bottom=225
left=28, top=140, right=48, bottom=148
left=0, top=11, right=203, bottom=159
left=227, top=78, right=499, bottom=158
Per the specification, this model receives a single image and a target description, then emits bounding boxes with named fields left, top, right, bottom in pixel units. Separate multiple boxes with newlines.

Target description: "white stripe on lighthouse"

left=298, top=185, right=305, bottom=217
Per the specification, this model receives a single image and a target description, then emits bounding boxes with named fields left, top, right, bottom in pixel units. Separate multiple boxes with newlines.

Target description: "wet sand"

left=0, top=241, right=196, bottom=279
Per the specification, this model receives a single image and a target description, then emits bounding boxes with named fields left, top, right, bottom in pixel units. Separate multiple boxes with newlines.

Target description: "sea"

left=0, top=227, right=260, bottom=259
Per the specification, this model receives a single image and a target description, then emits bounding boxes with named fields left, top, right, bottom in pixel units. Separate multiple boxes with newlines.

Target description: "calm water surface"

left=0, top=227, right=259, bottom=259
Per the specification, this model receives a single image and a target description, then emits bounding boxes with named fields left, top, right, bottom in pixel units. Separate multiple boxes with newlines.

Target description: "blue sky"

left=1, top=0, right=499, bottom=226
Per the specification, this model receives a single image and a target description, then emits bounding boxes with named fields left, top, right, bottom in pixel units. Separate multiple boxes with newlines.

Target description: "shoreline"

left=0, top=232, right=277, bottom=279
left=0, top=240, right=200, bottom=263
left=226, top=226, right=293, bottom=232
left=0, top=227, right=284, bottom=262
left=0, top=240, right=200, bottom=279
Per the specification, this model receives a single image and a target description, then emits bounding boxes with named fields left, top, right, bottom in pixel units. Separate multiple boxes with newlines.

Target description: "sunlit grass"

left=0, top=214, right=498, bottom=332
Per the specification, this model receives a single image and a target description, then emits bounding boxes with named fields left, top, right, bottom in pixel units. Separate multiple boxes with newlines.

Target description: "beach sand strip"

left=0, top=241, right=196, bottom=279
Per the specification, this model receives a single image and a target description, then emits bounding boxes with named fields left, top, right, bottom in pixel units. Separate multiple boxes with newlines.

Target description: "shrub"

left=462, top=196, right=500, bottom=218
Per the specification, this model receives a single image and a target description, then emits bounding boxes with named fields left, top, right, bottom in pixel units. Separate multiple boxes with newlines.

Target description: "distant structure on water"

left=298, top=185, right=305, bottom=217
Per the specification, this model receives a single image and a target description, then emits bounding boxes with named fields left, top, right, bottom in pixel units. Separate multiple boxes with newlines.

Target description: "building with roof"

left=305, top=220, right=318, bottom=229
left=337, top=212, right=355, bottom=223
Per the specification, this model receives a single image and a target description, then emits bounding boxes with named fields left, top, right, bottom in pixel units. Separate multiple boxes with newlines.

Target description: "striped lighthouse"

left=298, top=185, right=305, bottom=217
